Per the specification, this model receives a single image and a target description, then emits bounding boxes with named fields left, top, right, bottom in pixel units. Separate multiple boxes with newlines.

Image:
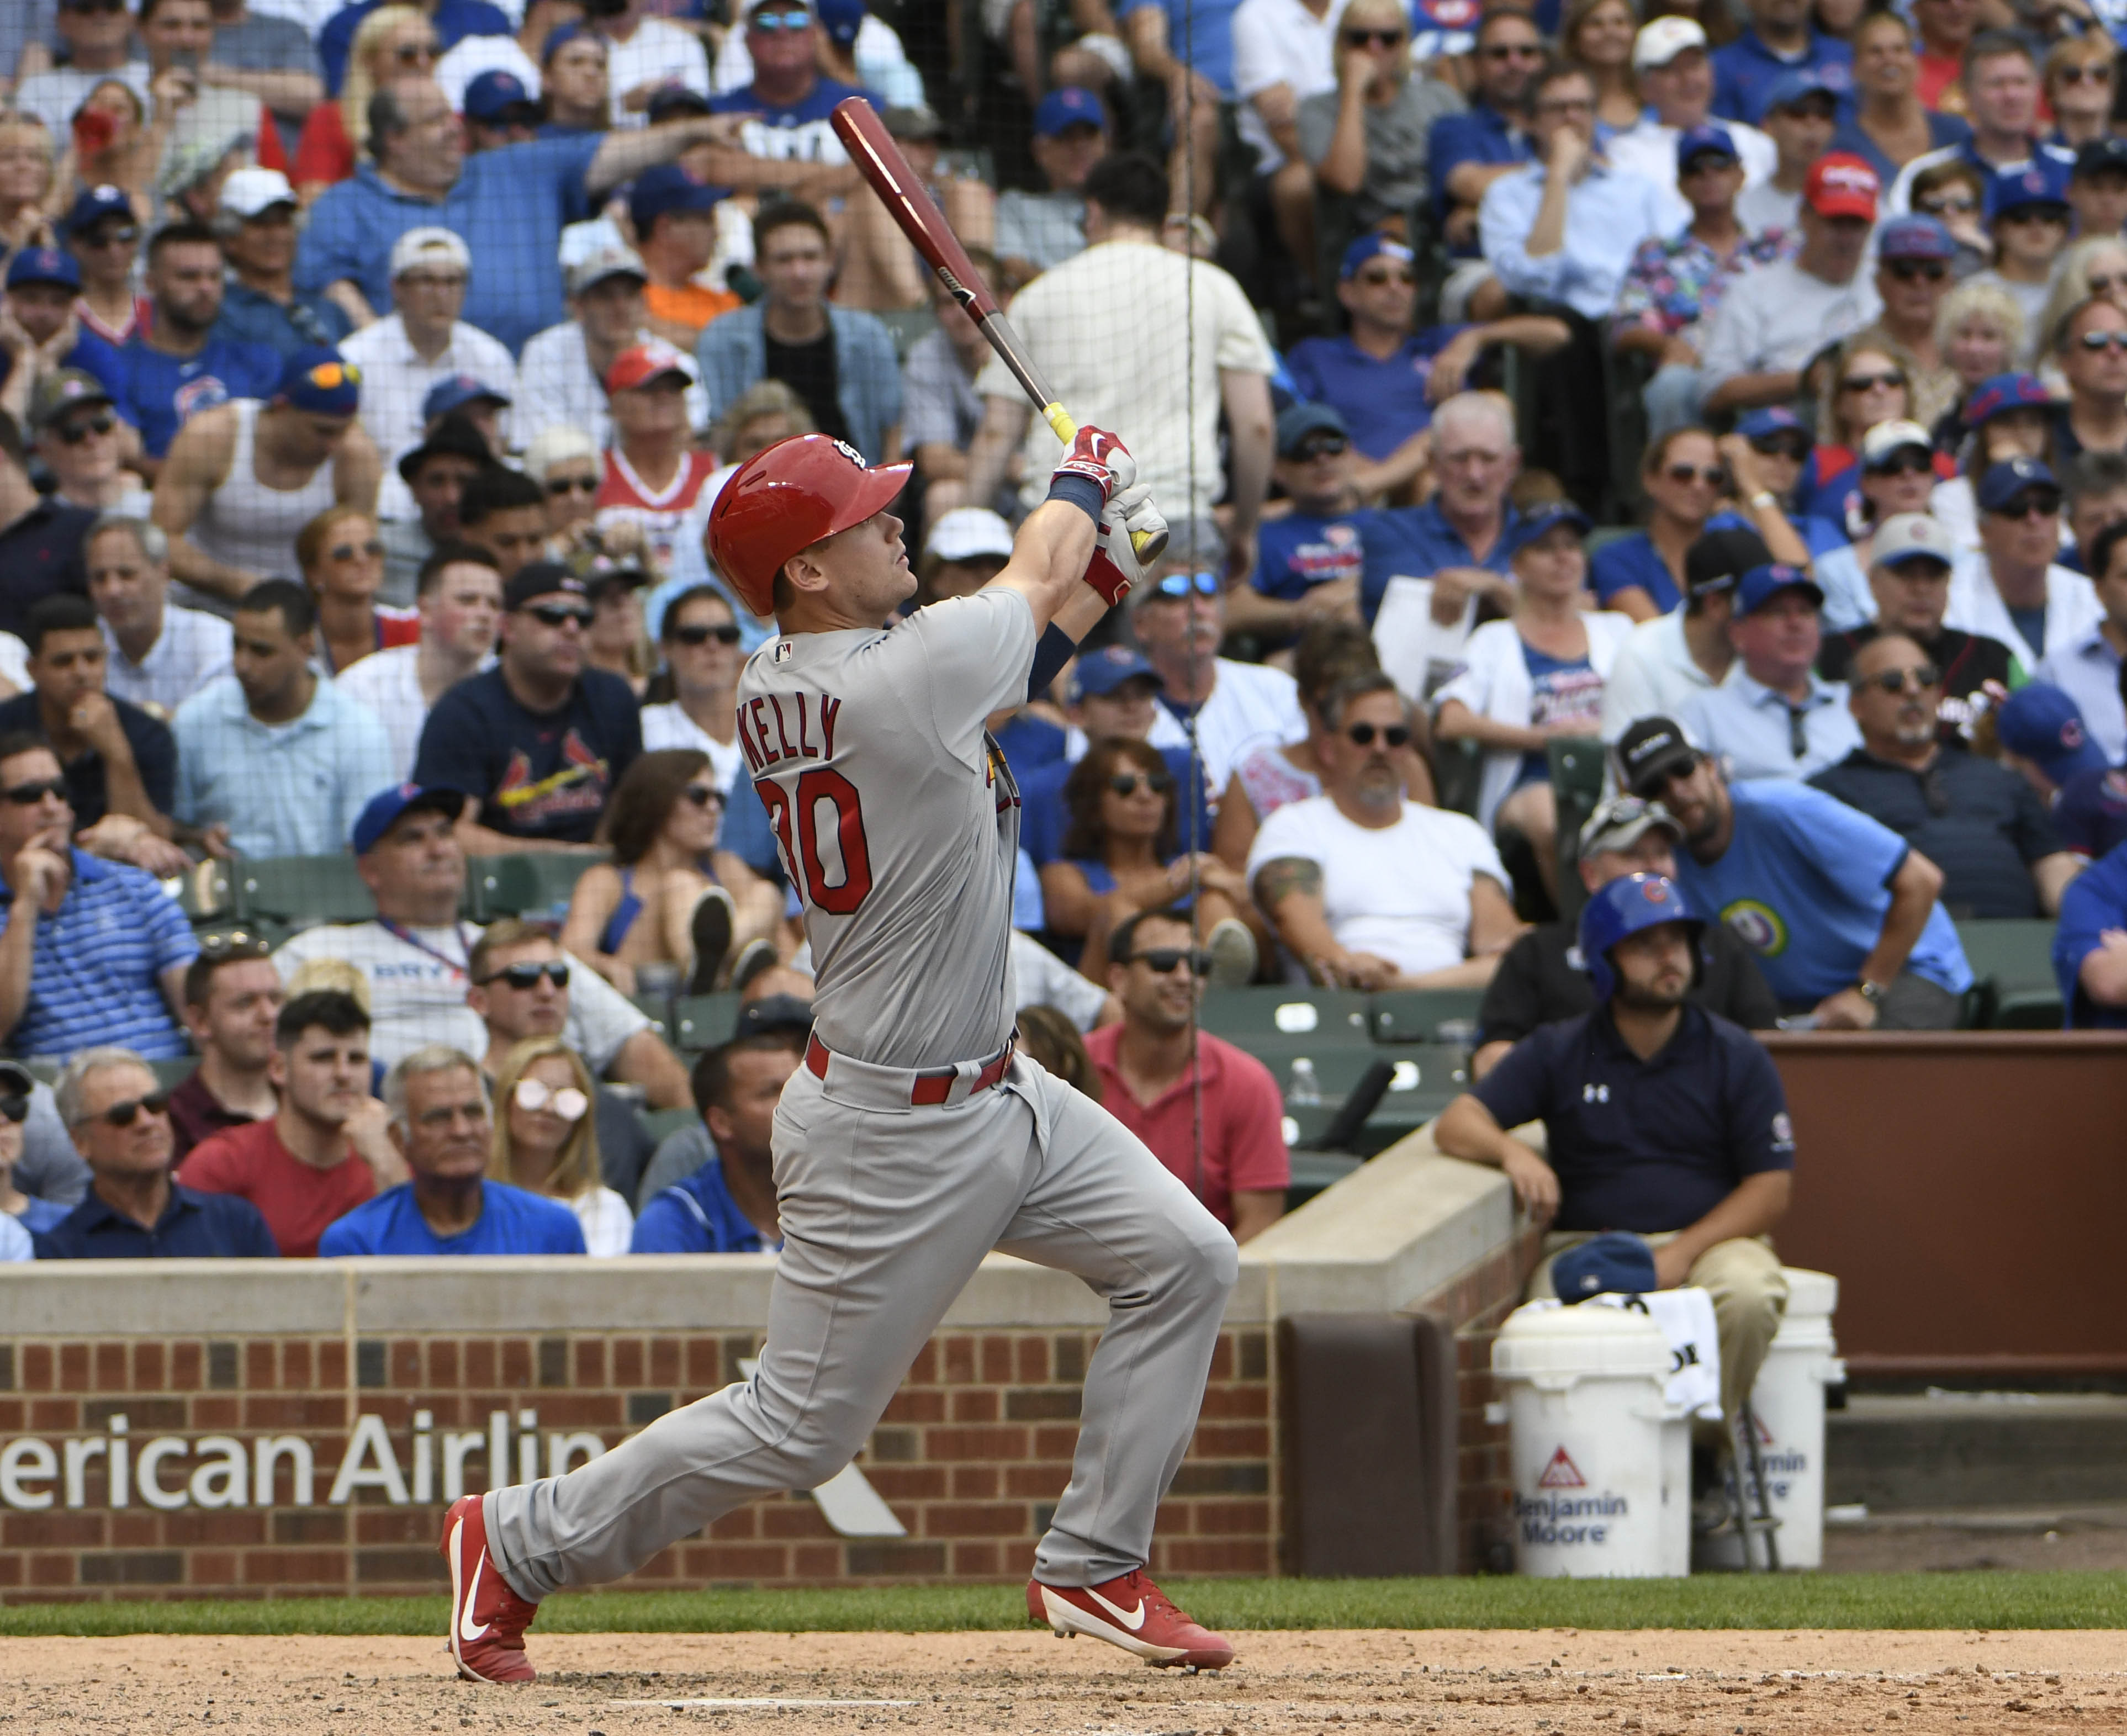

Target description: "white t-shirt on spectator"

left=1231, top=0, right=1351, bottom=175
left=1010, top=929, right=1110, bottom=1031
left=603, top=17, right=712, bottom=126
left=99, top=607, right=235, bottom=721
left=338, top=313, right=522, bottom=522
left=1247, top=794, right=1508, bottom=981
left=641, top=700, right=746, bottom=793
left=273, top=921, right=650, bottom=1070
left=1142, top=657, right=1308, bottom=797
left=15, top=63, right=152, bottom=139
left=570, top=1184, right=635, bottom=1256
left=335, top=643, right=496, bottom=782
left=1734, top=177, right=1802, bottom=234
left=1697, top=255, right=1882, bottom=385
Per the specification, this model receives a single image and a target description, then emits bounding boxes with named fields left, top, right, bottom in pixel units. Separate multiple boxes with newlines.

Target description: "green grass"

left=3, top=1574, right=2125, bottom=1637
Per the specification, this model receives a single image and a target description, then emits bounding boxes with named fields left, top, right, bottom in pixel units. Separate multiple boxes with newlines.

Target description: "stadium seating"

left=1955, top=920, right=2064, bottom=1030
left=469, top=854, right=605, bottom=922
left=235, top=855, right=374, bottom=928
left=673, top=993, right=745, bottom=1052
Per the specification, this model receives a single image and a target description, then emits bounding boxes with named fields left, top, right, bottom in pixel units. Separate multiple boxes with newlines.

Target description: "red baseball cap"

left=1803, top=152, right=1879, bottom=220
left=604, top=339, right=696, bottom=395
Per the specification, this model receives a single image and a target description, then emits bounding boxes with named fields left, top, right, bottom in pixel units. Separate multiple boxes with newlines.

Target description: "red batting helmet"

left=707, top=434, right=913, bottom=618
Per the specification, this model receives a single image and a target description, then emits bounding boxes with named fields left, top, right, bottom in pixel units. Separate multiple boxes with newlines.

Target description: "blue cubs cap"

left=1734, top=562, right=1824, bottom=617
left=1985, top=157, right=2072, bottom=221
left=351, top=784, right=466, bottom=855
left=1736, top=404, right=1806, bottom=444
left=541, top=19, right=594, bottom=60
left=277, top=347, right=362, bottom=415
left=1998, top=684, right=2110, bottom=785
left=1879, top=214, right=1956, bottom=262
left=1033, top=86, right=1109, bottom=137
left=1276, top=400, right=1350, bottom=456
left=2075, top=135, right=2127, bottom=180
left=1963, top=372, right=2052, bottom=427
left=1340, top=232, right=1414, bottom=280
left=629, top=162, right=723, bottom=233
left=6, top=246, right=79, bottom=291
left=1761, top=67, right=1837, bottom=113
left=1976, top=455, right=2059, bottom=514
left=1072, top=644, right=1164, bottom=701
left=1552, top=1232, right=1660, bottom=1302
left=62, top=183, right=134, bottom=236
left=1508, top=499, right=1591, bottom=555
left=422, top=373, right=510, bottom=423
left=817, top=0, right=864, bottom=46
left=1675, top=123, right=1738, bottom=172
left=463, top=68, right=537, bottom=123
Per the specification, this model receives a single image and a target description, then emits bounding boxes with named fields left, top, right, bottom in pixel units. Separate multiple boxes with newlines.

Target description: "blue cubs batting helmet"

left=1578, top=872, right=1704, bottom=1002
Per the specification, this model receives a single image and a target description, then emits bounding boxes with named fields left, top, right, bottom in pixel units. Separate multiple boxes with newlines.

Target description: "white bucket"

left=1493, top=1301, right=1684, bottom=1578
left=1701, top=1267, right=1841, bottom=1571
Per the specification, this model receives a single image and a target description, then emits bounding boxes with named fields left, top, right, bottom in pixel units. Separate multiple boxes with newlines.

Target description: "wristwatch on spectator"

left=1854, top=978, right=1886, bottom=1008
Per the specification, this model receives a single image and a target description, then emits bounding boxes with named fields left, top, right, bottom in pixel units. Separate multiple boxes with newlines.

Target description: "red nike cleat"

left=440, top=1494, right=539, bottom=1683
left=1027, top=1569, right=1236, bottom=1670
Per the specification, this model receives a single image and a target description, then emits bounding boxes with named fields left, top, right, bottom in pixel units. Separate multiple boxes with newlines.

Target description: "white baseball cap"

left=389, top=226, right=473, bottom=280
left=1861, top=419, right=1934, bottom=469
left=925, top=507, right=1015, bottom=564
left=219, top=166, right=297, bottom=220
left=1634, top=15, right=1708, bottom=70
left=1868, top=512, right=1957, bottom=570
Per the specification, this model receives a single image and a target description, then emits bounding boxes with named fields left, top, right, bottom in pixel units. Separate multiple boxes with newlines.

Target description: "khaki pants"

left=1530, top=1231, right=1788, bottom=1427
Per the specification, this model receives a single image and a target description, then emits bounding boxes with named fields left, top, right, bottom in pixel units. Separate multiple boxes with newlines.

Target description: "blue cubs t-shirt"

left=1516, top=643, right=1603, bottom=784
left=1283, top=330, right=1461, bottom=461
left=413, top=665, right=643, bottom=845
left=1590, top=513, right=1755, bottom=615
left=117, top=334, right=281, bottom=458
left=2055, top=765, right=2127, bottom=861
left=1665, top=780, right=1972, bottom=1005
left=2056, top=839, right=2127, bottom=1027
left=711, top=77, right=883, bottom=162
left=1711, top=28, right=1853, bottom=124
left=1252, top=510, right=1369, bottom=602
left=1019, top=747, right=1216, bottom=865
left=631, top=1158, right=775, bottom=1254
left=317, top=1179, right=586, bottom=1256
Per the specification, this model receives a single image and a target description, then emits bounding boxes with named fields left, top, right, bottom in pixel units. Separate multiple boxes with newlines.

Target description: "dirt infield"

left=4, top=1627, right=2124, bottom=1733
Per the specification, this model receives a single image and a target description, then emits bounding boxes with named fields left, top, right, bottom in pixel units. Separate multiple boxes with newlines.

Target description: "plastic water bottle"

left=1286, top=1057, right=1322, bottom=1106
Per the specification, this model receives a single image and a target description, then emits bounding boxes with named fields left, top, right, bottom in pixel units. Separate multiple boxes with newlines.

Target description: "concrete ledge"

left=0, top=1259, right=350, bottom=1336
left=1241, top=1133, right=1515, bottom=1315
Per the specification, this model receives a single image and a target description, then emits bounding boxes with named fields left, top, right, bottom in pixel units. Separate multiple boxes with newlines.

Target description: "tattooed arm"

left=1251, top=855, right=1399, bottom=991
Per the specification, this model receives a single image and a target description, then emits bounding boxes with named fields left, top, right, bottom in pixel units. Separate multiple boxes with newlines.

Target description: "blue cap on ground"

left=62, top=183, right=133, bottom=236
left=1976, top=455, right=2059, bottom=514
left=1552, top=1232, right=1662, bottom=1302
left=277, top=347, right=362, bottom=415
left=1674, top=123, right=1738, bottom=171
left=463, top=68, right=536, bottom=122
left=422, top=373, right=511, bottom=423
left=1507, top=499, right=1592, bottom=556
left=6, top=246, right=78, bottom=290
left=1071, top=644, right=1164, bottom=701
left=1997, top=684, right=2110, bottom=786
left=1733, top=562, right=1824, bottom=617
left=1340, top=232, right=1413, bottom=280
left=1033, top=86, right=1109, bottom=137
left=1962, top=372, right=2053, bottom=427
left=629, top=162, right=723, bottom=234
left=1878, top=214, right=1956, bottom=262
left=351, top=785, right=467, bottom=855
left=1736, top=405, right=1806, bottom=443
left=1276, top=400, right=1350, bottom=456
left=1985, top=157, right=2072, bottom=221
left=1761, top=67, right=1837, bottom=113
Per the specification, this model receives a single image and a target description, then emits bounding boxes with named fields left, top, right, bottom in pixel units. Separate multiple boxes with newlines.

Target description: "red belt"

left=805, top=1031, right=1016, bottom=1105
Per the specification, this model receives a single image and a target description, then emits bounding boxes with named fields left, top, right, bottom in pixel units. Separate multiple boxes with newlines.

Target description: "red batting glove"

left=1051, top=425, right=1136, bottom=504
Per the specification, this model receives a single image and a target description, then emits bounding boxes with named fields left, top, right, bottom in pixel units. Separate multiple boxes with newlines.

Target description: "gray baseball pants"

left=483, top=1052, right=1239, bottom=1599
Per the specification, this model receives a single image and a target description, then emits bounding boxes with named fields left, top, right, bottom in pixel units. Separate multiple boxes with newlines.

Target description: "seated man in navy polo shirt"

left=1436, top=872, right=1795, bottom=1427
left=0, top=732, right=199, bottom=1061
left=34, top=1047, right=277, bottom=1259
left=1285, top=237, right=1568, bottom=473
left=1617, top=713, right=1971, bottom=1027
left=631, top=1033, right=796, bottom=1253
left=318, top=1046, right=586, bottom=1255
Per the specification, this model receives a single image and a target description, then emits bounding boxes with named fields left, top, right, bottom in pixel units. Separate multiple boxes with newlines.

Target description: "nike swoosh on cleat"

left=1085, top=1589, right=1146, bottom=1631
left=458, top=1548, right=492, bottom=1644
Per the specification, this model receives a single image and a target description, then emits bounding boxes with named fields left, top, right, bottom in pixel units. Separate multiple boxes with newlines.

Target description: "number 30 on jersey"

left=758, top=769, right=874, bottom=914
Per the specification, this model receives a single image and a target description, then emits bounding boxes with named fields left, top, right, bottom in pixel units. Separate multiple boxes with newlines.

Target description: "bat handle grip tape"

left=1039, top=401, right=1166, bottom=563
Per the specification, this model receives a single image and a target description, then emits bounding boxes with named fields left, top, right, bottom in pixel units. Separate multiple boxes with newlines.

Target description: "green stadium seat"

left=673, top=992, right=744, bottom=1051
left=642, top=1105, right=700, bottom=1146
left=1368, top=987, right=1485, bottom=1043
left=1547, top=735, right=1607, bottom=927
left=235, top=855, right=373, bottom=926
left=470, top=853, right=605, bottom=920
left=631, top=995, right=674, bottom=1043
left=1197, top=987, right=1372, bottom=1045
left=177, top=859, right=235, bottom=924
left=1433, top=737, right=1483, bottom=818
left=149, top=1057, right=198, bottom=1092
left=1955, top=919, right=2063, bottom=1029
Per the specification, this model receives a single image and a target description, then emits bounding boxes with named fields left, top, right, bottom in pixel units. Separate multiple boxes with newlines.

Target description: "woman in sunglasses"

left=2033, top=237, right=2127, bottom=384
left=1930, top=369, right=2062, bottom=550
left=2042, top=35, right=2116, bottom=152
left=562, top=748, right=784, bottom=999
left=488, top=1036, right=629, bottom=1257
left=1435, top=500, right=1636, bottom=901
left=526, top=426, right=603, bottom=544
left=297, top=504, right=419, bottom=675
left=1798, top=338, right=1924, bottom=525
left=1591, top=428, right=1746, bottom=621
left=1041, top=737, right=1257, bottom=983
left=1928, top=278, right=2025, bottom=451
left=1909, top=160, right=1992, bottom=277
left=295, top=4, right=436, bottom=201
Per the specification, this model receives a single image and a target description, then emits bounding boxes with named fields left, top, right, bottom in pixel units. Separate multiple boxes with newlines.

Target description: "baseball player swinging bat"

left=830, top=94, right=1170, bottom=566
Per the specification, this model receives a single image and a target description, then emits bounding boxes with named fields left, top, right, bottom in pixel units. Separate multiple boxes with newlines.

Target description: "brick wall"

left=0, top=1325, right=1272, bottom=1603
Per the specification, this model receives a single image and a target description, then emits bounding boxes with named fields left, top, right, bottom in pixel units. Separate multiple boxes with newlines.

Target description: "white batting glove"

left=1086, top=480, right=1165, bottom=605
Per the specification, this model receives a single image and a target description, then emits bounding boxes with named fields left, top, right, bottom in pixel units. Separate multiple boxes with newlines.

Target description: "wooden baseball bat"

left=829, top=95, right=1167, bottom=563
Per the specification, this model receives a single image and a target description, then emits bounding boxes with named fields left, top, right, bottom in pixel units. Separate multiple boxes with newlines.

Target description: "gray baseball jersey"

left=734, top=588, right=1033, bottom=1068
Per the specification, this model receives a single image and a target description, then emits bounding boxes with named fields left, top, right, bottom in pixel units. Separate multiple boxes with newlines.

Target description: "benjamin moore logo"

left=1537, top=1447, right=1586, bottom=1489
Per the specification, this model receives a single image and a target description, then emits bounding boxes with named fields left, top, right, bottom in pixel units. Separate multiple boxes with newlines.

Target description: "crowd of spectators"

left=3, top=0, right=2127, bottom=1288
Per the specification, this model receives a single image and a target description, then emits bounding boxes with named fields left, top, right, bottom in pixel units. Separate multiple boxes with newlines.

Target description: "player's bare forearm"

left=989, top=498, right=1101, bottom=636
